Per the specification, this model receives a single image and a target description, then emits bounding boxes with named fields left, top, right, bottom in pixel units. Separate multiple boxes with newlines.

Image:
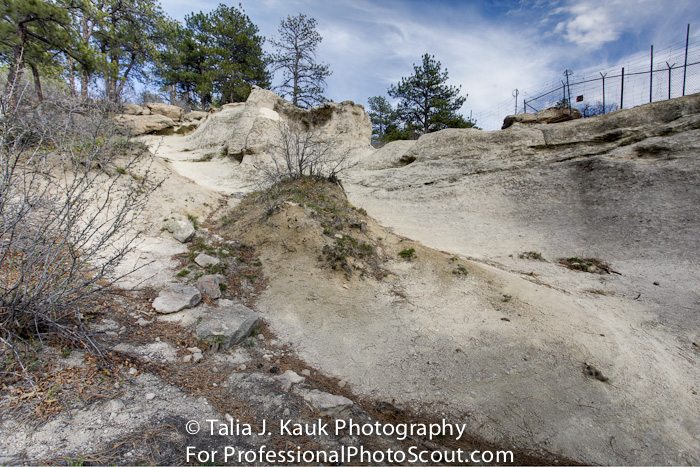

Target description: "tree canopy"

left=388, top=53, right=473, bottom=135
left=156, top=3, right=269, bottom=108
left=270, top=13, right=331, bottom=108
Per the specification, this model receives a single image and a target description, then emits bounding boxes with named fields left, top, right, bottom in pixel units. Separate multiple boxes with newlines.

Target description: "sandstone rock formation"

left=183, top=86, right=372, bottom=161
left=146, top=102, right=184, bottom=121
left=115, top=102, right=196, bottom=136
left=113, top=113, right=176, bottom=135
left=502, top=105, right=583, bottom=129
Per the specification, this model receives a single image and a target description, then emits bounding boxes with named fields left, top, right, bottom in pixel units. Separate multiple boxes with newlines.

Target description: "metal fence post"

left=650, top=45, right=654, bottom=103
left=600, top=72, right=607, bottom=114
left=683, top=24, right=690, bottom=96
left=667, top=62, right=676, bottom=99
left=620, top=67, right=625, bottom=109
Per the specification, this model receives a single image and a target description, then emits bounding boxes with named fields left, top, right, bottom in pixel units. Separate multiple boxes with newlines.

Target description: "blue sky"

left=158, top=0, right=700, bottom=129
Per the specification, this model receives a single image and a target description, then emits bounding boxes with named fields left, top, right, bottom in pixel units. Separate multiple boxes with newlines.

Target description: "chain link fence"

left=472, top=28, right=700, bottom=130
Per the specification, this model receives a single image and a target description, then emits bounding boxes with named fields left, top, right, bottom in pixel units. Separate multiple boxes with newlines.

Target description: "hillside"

left=2, top=89, right=699, bottom=466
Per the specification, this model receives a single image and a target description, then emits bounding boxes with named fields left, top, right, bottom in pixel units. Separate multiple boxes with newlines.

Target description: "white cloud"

left=553, top=3, right=620, bottom=49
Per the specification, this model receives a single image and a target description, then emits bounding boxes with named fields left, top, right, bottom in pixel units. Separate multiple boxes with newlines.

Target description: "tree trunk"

left=29, top=62, right=43, bottom=101
left=80, top=70, right=89, bottom=100
left=4, top=22, right=28, bottom=102
left=67, top=56, right=76, bottom=97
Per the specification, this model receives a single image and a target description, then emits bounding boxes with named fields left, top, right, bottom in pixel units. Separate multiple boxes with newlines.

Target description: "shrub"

left=398, top=248, right=416, bottom=260
left=257, top=119, right=354, bottom=184
left=0, top=88, right=157, bottom=376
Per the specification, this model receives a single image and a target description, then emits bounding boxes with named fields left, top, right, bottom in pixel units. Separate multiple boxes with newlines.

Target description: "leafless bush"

left=0, top=86, right=158, bottom=380
left=258, top=119, right=354, bottom=185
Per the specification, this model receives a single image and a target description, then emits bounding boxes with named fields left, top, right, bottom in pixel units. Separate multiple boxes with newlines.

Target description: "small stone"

left=280, top=370, right=305, bottom=384
left=129, top=367, right=138, bottom=375
left=106, top=331, right=118, bottom=337
left=152, top=284, right=201, bottom=314
left=338, top=380, right=347, bottom=388
left=237, top=364, right=246, bottom=371
left=137, top=317, right=151, bottom=327
left=301, top=369, right=311, bottom=376
left=334, top=234, right=343, bottom=239
left=166, top=220, right=195, bottom=243
left=187, top=347, right=202, bottom=353
left=183, top=355, right=192, bottom=363
left=194, top=253, right=220, bottom=268
left=195, top=275, right=222, bottom=300
left=145, top=393, right=156, bottom=401
left=303, top=389, right=353, bottom=417
left=192, top=352, right=204, bottom=363
left=263, top=354, right=273, bottom=361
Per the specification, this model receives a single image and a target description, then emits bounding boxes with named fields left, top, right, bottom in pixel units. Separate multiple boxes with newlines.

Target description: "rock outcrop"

left=502, top=105, right=583, bottom=129
left=183, top=86, right=372, bottom=161
left=115, top=102, right=198, bottom=136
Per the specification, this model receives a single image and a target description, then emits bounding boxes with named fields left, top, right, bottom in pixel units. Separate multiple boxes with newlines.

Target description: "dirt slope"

left=222, top=176, right=699, bottom=465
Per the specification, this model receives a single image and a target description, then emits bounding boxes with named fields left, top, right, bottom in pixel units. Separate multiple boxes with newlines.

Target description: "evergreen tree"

left=271, top=13, right=331, bottom=108
left=92, top=0, right=168, bottom=103
left=155, top=3, right=269, bottom=108
left=388, top=53, right=471, bottom=135
left=367, top=96, right=394, bottom=142
left=1, top=0, right=89, bottom=101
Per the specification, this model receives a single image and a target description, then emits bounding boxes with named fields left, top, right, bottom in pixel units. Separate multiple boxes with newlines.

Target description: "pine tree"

left=388, top=53, right=470, bottom=135
left=271, top=13, right=331, bottom=108
left=155, top=4, right=269, bottom=108
left=367, top=96, right=395, bottom=142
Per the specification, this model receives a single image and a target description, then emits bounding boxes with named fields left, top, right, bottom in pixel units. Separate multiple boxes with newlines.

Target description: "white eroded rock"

left=196, top=300, right=259, bottom=349
left=152, top=284, right=202, bottom=314
left=166, top=220, right=195, bottom=243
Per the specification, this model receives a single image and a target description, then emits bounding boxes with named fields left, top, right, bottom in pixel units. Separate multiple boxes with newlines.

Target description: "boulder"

left=146, top=102, right=184, bottom=121
left=122, top=103, right=150, bottom=116
left=195, top=274, right=222, bottom=299
left=166, top=220, right=195, bottom=243
left=114, top=114, right=176, bottom=135
left=502, top=106, right=582, bottom=129
left=183, top=111, right=208, bottom=121
left=196, top=300, right=259, bottom=349
left=152, top=284, right=202, bottom=314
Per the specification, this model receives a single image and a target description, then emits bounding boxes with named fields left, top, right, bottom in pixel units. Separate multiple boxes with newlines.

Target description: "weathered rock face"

left=502, top=105, right=583, bottom=129
left=345, top=92, right=700, bottom=465
left=183, top=86, right=372, bottom=160
left=114, top=102, right=195, bottom=135
left=122, top=103, right=150, bottom=116
left=146, top=102, right=184, bottom=121
left=114, top=114, right=176, bottom=135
